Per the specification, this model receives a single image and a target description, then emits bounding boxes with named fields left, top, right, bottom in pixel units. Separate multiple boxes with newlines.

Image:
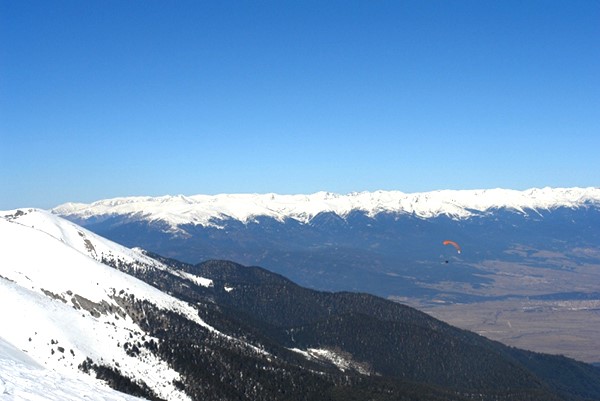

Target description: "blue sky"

left=1, top=1, right=599, bottom=209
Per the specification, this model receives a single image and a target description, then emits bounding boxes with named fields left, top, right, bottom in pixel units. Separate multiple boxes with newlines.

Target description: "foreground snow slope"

left=0, top=336, right=144, bottom=401
left=53, top=187, right=600, bottom=229
left=0, top=209, right=222, bottom=401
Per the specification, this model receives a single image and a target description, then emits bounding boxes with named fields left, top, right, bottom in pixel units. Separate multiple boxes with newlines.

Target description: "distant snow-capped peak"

left=52, top=187, right=600, bottom=229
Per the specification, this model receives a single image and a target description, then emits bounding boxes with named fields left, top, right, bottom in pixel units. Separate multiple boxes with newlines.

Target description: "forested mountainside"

left=123, top=252, right=600, bottom=401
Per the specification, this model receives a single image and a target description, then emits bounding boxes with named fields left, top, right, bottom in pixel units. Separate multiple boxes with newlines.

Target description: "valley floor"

left=416, top=298, right=600, bottom=364
left=394, top=255, right=600, bottom=365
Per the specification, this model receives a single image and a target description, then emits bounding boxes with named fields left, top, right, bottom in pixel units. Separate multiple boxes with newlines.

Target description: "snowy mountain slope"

left=53, top=187, right=600, bottom=229
left=0, top=209, right=233, bottom=400
left=0, top=336, right=144, bottom=401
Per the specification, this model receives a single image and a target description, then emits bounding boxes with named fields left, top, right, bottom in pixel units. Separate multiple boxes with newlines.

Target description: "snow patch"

left=289, top=347, right=374, bottom=375
left=177, top=271, right=213, bottom=288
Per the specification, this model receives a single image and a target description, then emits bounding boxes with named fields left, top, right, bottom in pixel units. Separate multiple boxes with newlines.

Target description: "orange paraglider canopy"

left=443, top=240, right=461, bottom=254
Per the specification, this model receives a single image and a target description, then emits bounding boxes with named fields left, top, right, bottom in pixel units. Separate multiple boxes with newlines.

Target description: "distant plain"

left=400, top=248, right=600, bottom=364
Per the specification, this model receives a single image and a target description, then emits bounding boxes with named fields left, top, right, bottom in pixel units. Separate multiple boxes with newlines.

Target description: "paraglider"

left=442, top=240, right=461, bottom=254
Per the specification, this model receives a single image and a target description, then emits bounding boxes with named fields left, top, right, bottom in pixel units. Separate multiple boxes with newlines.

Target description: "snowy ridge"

left=0, top=209, right=230, bottom=400
left=3, top=208, right=165, bottom=270
left=53, top=187, right=600, bottom=229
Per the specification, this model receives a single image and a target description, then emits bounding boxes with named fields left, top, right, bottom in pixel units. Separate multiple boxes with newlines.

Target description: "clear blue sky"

left=1, top=1, right=599, bottom=209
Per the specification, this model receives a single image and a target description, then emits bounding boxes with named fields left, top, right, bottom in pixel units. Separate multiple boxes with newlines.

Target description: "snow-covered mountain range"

left=53, top=187, right=600, bottom=229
